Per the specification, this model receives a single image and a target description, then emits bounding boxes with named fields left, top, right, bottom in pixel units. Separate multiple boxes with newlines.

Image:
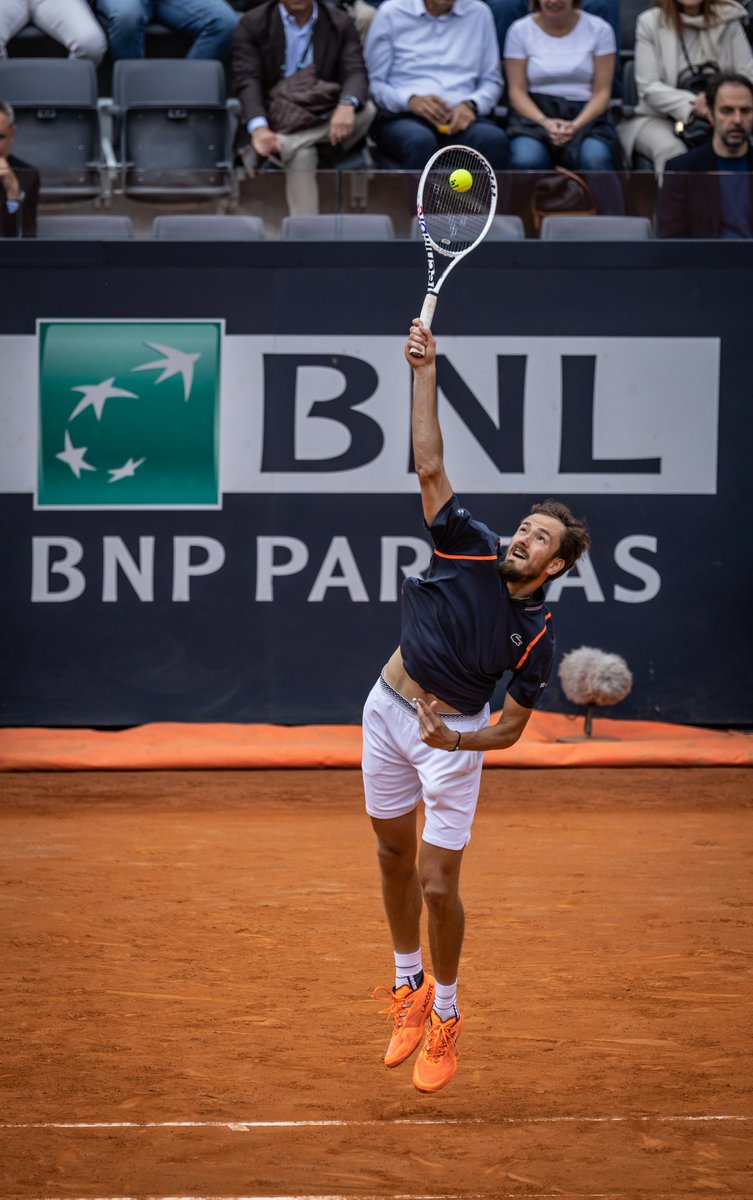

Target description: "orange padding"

left=0, top=712, right=751, bottom=770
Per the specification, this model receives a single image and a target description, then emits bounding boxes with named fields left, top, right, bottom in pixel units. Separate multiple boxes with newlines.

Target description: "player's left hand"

left=329, top=103, right=356, bottom=145
left=414, top=697, right=458, bottom=750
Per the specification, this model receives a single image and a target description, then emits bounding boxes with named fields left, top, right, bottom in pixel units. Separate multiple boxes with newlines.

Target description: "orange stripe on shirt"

left=433, top=549, right=499, bottom=561
left=515, top=612, right=552, bottom=670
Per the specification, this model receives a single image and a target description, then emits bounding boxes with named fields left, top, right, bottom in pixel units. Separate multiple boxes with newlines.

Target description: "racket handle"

left=419, top=293, right=437, bottom=330
left=409, top=294, right=437, bottom=357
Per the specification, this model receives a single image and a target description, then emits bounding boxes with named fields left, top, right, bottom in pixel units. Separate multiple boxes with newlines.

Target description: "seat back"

left=539, top=215, right=653, bottom=240
left=410, top=214, right=526, bottom=240
left=112, top=60, right=235, bottom=196
left=281, top=214, right=395, bottom=240
left=35, top=215, right=135, bottom=239
left=152, top=215, right=267, bottom=240
left=0, top=58, right=102, bottom=197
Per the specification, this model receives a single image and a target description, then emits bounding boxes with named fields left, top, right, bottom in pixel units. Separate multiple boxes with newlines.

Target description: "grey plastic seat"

left=410, top=214, right=526, bottom=240
left=281, top=214, right=395, bottom=240
left=35, top=215, right=135, bottom=240
left=0, top=58, right=105, bottom=199
left=539, top=215, right=653, bottom=240
left=152, top=215, right=266, bottom=240
left=110, top=59, right=238, bottom=199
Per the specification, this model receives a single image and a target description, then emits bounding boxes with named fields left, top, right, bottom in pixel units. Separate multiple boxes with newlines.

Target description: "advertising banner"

left=2, top=244, right=751, bottom=726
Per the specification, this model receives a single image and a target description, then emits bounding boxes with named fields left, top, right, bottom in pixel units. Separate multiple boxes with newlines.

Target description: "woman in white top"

left=619, top=0, right=753, bottom=176
left=503, top=0, right=621, bottom=171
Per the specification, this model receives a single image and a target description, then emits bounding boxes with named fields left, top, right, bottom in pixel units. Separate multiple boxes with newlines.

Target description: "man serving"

left=363, top=319, right=590, bottom=1094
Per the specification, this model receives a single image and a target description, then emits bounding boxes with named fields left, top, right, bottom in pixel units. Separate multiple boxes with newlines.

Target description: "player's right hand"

left=405, top=319, right=436, bottom=367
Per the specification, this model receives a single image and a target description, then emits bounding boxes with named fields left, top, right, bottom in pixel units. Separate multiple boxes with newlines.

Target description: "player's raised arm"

left=405, top=319, right=453, bottom=526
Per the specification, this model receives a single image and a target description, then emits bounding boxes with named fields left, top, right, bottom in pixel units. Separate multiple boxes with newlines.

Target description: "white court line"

left=1, top=1115, right=750, bottom=1130
left=3, top=1115, right=753, bottom=1129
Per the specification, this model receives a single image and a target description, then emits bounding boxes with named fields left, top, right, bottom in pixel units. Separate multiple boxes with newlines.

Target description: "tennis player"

left=364, top=318, right=591, bottom=1094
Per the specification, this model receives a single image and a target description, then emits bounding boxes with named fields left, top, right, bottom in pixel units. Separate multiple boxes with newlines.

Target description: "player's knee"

left=419, top=863, right=459, bottom=912
left=376, top=837, right=415, bottom=878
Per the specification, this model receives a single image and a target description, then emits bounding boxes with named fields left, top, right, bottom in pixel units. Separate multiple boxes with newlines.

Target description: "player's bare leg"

left=371, top=811, right=422, bottom=953
left=413, top=840, right=465, bottom=1093
left=371, top=811, right=435, bottom=1068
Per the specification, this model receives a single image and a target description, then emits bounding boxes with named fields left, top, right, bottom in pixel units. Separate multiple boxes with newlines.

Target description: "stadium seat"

left=410, top=214, right=526, bottom=240
left=35, top=215, right=135, bottom=239
left=152, top=215, right=267, bottom=240
left=539, top=215, right=654, bottom=240
left=0, top=58, right=106, bottom=200
left=108, top=59, right=239, bottom=200
left=281, top=214, right=395, bottom=240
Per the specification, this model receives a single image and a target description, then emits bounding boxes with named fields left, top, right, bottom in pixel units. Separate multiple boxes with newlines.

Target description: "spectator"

left=484, top=0, right=619, bottom=60
left=619, top=0, right=753, bottom=178
left=0, top=0, right=107, bottom=64
left=503, top=0, right=622, bottom=174
left=363, top=0, right=510, bottom=171
left=96, top=0, right=239, bottom=61
left=233, top=0, right=374, bottom=215
left=658, top=72, right=753, bottom=234
left=0, top=100, right=39, bottom=238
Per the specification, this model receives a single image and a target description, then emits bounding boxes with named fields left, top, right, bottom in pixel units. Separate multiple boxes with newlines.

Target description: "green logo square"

left=37, top=320, right=222, bottom=507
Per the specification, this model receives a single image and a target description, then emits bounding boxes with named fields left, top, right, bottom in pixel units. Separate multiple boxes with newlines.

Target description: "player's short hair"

left=0, top=100, right=16, bottom=126
left=706, top=73, right=753, bottom=113
left=530, top=500, right=591, bottom=580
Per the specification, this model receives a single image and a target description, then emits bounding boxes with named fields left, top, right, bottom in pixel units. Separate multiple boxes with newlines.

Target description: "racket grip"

left=419, top=293, right=437, bottom=331
left=409, top=293, right=437, bottom=357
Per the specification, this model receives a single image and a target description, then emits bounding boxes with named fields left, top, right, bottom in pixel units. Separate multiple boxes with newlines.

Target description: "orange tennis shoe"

left=374, top=973, right=436, bottom=1068
left=412, top=1010, right=464, bottom=1093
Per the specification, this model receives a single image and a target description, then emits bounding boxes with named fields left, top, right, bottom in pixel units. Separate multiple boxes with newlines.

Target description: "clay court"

left=1, top=764, right=751, bottom=1199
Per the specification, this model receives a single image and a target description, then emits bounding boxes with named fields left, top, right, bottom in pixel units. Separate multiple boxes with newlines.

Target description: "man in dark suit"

left=0, top=100, right=40, bottom=239
left=232, top=0, right=374, bottom=214
left=658, top=74, right=753, bottom=239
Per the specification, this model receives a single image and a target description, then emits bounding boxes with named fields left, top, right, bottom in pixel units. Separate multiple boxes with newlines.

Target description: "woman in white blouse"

left=619, top=0, right=753, bottom=176
left=504, top=0, right=621, bottom=171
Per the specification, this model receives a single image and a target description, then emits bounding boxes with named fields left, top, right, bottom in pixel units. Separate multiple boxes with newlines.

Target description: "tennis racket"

left=410, top=144, right=498, bottom=356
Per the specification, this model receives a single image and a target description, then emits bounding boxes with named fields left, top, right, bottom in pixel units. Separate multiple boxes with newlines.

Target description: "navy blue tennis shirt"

left=400, top=495, right=555, bottom=714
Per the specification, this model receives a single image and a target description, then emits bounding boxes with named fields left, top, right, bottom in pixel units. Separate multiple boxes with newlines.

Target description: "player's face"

left=711, top=83, right=753, bottom=151
left=280, top=0, right=315, bottom=23
left=424, top=0, right=456, bottom=15
left=501, top=514, right=566, bottom=586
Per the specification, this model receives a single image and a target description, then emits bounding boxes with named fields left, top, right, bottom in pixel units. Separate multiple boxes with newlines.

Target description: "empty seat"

left=281, top=214, right=395, bottom=240
left=0, top=58, right=105, bottom=199
left=410, top=214, right=526, bottom=240
left=109, top=59, right=238, bottom=200
left=539, top=215, right=653, bottom=240
left=35, top=215, right=135, bottom=239
left=152, top=214, right=266, bottom=240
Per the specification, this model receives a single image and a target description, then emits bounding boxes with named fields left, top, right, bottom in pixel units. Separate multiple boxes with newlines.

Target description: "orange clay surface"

left=1, top=767, right=752, bottom=1200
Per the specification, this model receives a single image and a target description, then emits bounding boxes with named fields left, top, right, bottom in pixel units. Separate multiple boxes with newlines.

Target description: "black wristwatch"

left=464, top=99, right=478, bottom=116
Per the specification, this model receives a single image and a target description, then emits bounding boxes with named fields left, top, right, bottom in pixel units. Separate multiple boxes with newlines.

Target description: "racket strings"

left=420, top=147, right=495, bottom=254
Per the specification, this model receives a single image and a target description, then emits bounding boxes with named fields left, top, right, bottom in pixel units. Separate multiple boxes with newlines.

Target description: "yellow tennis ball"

left=449, top=168, right=473, bottom=193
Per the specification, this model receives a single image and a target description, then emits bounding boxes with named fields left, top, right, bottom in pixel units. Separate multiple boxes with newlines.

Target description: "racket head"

left=416, top=145, right=498, bottom=259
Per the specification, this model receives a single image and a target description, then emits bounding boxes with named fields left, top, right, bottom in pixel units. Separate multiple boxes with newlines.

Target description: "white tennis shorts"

left=362, top=675, right=490, bottom=851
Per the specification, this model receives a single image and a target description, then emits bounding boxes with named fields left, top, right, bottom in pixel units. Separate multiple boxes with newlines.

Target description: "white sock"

left=433, top=979, right=459, bottom=1022
left=394, top=948, right=423, bottom=991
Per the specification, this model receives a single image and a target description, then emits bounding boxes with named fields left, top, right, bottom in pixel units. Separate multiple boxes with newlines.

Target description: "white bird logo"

left=56, top=430, right=97, bottom=478
left=132, top=342, right=201, bottom=402
left=69, top=377, right=138, bottom=422
left=108, top=456, right=146, bottom=483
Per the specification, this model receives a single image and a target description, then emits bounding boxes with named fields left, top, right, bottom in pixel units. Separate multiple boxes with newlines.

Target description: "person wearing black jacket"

left=232, top=0, right=374, bottom=214
left=659, top=72, right=753, bottom=236
left=0, top=101, right=39, bottom=239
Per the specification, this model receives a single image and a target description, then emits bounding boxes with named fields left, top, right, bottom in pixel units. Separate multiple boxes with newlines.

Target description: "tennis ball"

left=449, top=168, right=473, bottom=193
